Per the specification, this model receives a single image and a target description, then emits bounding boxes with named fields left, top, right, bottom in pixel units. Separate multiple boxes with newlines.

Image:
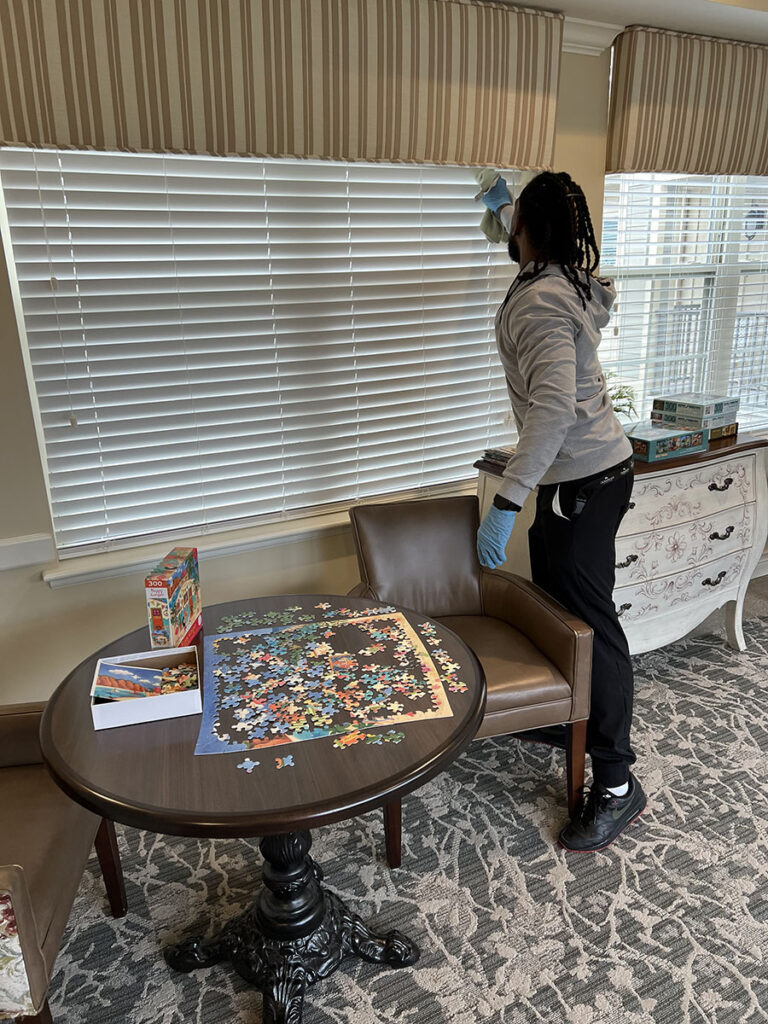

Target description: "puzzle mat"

left=195, top=604, right=468, bottom=756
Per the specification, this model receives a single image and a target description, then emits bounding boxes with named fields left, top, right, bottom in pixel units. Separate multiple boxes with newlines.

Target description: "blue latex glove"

left=477, top=504, right=516, bottom=569
left=481, top=175, right=513, bottom=215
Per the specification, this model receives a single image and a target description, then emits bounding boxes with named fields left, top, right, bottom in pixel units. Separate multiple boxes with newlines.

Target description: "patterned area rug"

left=50, top=620, right=768, bottom=1024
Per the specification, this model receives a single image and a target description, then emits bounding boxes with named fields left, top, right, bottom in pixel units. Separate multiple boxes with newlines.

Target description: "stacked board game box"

left=625, top=421, right=709, bottom=463
left=474, top=445, right=514, bottom=474
left=90, top=645, right=201, bottom=730
left=650, top=392, right=739, bottom=441
left=145, top=547, right=202, bottom=649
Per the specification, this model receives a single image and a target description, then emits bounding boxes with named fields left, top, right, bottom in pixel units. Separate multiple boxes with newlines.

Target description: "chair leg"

left=94, top=818, right=127, bottom=918
left=565, top=720, right=587, bottom=817
left=20, top=1000, right=53, bottom=1023
left=383, top=799, right=402, bottom=869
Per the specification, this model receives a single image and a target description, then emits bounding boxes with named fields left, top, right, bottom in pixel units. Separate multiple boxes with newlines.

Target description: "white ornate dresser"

left=476, top=437, right=768, bottom=655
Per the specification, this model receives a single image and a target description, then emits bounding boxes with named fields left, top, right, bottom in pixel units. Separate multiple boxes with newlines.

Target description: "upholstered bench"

left=0, top=702, right=126, bottom=1023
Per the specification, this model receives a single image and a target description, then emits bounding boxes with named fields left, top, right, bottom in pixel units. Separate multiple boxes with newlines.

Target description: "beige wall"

left=553, top=50, right=613, bottom=254
left=0, top=50, right=614, bottom=704
left=0, top=530, right=359, bottom=704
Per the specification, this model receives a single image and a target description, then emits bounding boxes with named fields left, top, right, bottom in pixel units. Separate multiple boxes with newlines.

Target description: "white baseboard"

left=0, top=533, right=56, bottom=570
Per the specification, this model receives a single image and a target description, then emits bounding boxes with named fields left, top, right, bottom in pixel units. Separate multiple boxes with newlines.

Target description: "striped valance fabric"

left=0, top=0, right=562, bottom=169
left=607, top=25, right=768, bottom=176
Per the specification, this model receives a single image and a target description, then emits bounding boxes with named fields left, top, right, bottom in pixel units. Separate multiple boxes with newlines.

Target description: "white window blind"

left=0, top=149, right=515, bottom=555
left=600, top=173, right=768, bottom=430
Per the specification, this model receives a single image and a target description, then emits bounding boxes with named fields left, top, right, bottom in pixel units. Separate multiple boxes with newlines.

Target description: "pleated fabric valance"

left=607, top=25, right=768, bottom=176
left=0, top=0, right=562, bottom=169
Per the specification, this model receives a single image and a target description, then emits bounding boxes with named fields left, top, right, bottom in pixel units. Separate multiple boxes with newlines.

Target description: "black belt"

left=571, top=457, right=634, bottom=516
left=583, top=456, right=634, bottom=488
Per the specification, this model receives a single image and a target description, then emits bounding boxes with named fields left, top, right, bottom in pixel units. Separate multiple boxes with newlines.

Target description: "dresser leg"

left=724, top=598, right=746, bottom=651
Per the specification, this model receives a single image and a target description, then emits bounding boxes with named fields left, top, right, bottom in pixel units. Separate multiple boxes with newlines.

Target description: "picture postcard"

left=90, top=645, right=201, bottom=730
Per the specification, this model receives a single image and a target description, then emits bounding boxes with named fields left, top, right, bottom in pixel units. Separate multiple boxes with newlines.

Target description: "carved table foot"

left=165, top=830, right=419, bottom=1024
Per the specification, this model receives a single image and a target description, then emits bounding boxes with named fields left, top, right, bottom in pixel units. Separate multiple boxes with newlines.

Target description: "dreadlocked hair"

left=510, top=171, right=601, bottom=310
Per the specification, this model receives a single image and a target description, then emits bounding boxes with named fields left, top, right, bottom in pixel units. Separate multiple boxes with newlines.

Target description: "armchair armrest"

left=481, top=569, right=593, bottom=720
left=0, top=867, right=48, bottom=1017
left=0, top=703, right=46, bottom=769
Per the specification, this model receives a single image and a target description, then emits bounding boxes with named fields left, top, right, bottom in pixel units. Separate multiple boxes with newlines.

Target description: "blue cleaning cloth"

left=477, top=504, right=516, bottom=569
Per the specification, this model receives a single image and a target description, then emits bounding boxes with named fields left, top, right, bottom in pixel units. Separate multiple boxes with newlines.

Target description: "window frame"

left=0, top=148, right=520, bottom=559
left=599, top=172, right=768, bottom=428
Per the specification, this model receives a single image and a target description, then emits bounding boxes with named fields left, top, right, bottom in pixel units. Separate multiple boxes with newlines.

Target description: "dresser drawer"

left=615, top=502, right=755, bottom=585
left=614, top=549, right=748, bottom=624
left=617, top=455, right=756, bottom=537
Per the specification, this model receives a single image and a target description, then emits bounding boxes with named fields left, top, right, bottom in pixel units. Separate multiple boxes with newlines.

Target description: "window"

left=599, top=173, right=768, bottom=429
left=0, top=149, right=516, bottom=555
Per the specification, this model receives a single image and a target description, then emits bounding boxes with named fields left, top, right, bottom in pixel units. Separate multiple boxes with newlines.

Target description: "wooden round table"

left=40, top=594, right=486, bottom=1024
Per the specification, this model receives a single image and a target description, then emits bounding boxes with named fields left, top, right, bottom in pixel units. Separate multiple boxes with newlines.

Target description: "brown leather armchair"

left=348, top=495, right=593, bottom=867
left=0, top=703, right=127, bottom=1023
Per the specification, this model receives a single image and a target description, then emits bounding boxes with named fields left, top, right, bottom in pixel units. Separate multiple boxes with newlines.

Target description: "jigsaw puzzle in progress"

left=195, top=604, right=466, bottom=756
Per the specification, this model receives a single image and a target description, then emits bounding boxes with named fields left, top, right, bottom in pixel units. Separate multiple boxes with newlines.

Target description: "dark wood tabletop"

left=40, top=594, right=486, bottom=840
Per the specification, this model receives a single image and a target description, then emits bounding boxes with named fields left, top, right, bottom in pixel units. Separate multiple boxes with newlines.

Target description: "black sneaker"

left=558, top=774, right=646, bottom=852
left=512, top=724, right=567, bottom=749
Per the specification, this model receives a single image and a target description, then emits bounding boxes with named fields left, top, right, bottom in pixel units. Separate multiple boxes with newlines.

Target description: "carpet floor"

left=49, top=618, right=768, bottom=1024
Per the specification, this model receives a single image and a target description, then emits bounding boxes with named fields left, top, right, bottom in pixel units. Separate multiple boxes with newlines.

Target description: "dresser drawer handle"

left=708, top=477, right=733, bottom=492
left=709, top=525, right=734, bottom=541
left=628, top=501, right=636, bottom=509
left=616, top=554, right=639, bottom=569
left=617, top=602, right=632, bottom=617
left=702, top=571, right=727, bottom=587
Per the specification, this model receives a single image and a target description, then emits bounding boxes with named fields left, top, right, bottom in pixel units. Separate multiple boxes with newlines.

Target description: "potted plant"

left=605, top=371, right=637, bottom=423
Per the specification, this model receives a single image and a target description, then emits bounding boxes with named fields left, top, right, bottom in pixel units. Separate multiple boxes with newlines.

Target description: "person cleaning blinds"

left=476, top=170, right=646, bottom=852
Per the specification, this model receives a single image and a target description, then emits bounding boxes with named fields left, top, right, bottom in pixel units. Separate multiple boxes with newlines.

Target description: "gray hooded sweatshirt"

left=493, top=262, right=632, bottom=509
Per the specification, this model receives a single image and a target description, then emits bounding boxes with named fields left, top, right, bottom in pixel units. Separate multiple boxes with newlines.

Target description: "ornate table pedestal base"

left=165, top=831, right=419, bottom=1024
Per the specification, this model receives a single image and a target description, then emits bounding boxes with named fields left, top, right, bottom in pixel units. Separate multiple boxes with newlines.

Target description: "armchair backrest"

left=0, top=704, right=45, bottom=769
left=349, top=496, right=484, bottom=617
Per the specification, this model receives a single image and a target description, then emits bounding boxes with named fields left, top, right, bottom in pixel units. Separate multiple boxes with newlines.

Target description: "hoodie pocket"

left=576, top=374, right=604, bottom=401
left=576, top=377, right=609, bottom=421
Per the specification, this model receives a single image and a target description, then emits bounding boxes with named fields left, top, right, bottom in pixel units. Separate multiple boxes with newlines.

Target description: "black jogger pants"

left=528, top=457, right=636, bottom=788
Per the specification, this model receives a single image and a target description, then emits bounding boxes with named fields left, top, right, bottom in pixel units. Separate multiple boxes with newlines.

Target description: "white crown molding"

left=563, top=17, right=624, bottom=55
left=0, top=533, right=56, bottom=571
